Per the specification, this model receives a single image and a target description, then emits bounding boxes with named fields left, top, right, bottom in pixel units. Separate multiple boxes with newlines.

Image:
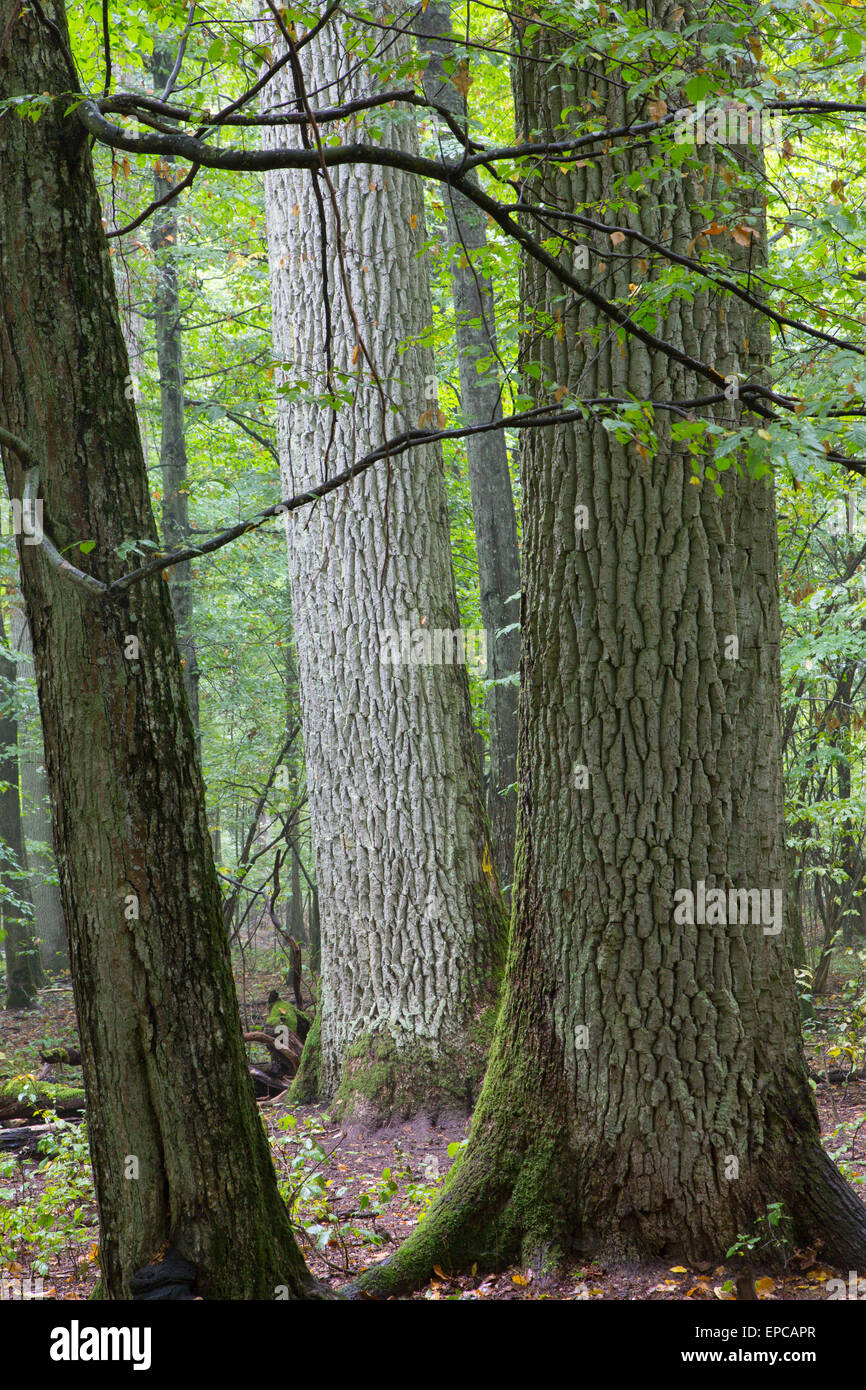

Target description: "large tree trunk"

left=9, top=596, right=67, bottom=972
left=356, top=2, right=866, bottom=1290
left=0, top=0, right=320, bottom=1299
left=415, top=1, right=521, bottom=896
left=260, top=13, right=506, bottom=1124
left=0, top=598, right=42, bottom=1007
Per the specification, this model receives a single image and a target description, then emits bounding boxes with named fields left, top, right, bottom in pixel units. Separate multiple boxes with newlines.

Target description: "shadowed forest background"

left=0, top=0, right=866, bottom=1313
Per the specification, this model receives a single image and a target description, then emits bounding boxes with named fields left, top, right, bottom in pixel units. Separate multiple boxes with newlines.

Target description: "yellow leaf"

left=512, top=1273, right=528, bottom=1286
left=410, top=213, right=418, bottom=229
left=670, top=1265, right=688, bottom=1274
left=755, top=1276, right=775, bottom=1295
left=757, top=429, right=772, bottom=441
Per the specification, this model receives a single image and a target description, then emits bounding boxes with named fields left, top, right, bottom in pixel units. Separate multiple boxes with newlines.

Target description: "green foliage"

left=723, top=1201, right=794, bottom=1273
left=0, top=1116, right=96, bottom=1279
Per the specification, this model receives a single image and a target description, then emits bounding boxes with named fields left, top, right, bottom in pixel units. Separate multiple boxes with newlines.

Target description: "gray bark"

left=414, top=0, right=521, bottom=895
left=260, top=12, right=506, bottom=1122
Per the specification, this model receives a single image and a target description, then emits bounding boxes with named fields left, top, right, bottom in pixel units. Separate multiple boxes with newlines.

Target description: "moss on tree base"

left=331, top=1003, right=498, bottom=1127
left=288, top=1010, right=322, bottom=1105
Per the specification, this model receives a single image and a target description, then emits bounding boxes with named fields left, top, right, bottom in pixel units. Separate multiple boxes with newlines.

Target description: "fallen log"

left=39, top=1048, right=82, bottom=1065
left=0, top=1081, right=86, bottom=1124
left=243, top=1029, right=303, bottom=1072
left=808, top=1066, right=866, bottom=1085
left=0, top=1121, right=75, bottom=1156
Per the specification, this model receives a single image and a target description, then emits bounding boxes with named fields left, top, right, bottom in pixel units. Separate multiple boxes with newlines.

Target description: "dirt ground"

left=1, top=962, right=864, bottom=1302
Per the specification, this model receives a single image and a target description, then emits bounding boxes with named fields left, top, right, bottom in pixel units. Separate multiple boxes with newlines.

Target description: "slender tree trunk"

left=356, top=3, right=866, bottom=1290
left=0, top=599, right=42, bottom=1007
left=415, top=1, right=521, bottom=894
left=0, top=1, right=321, bottom=1298
left=9, top=595, right=67, bottom=971
left=150, top=47, right=200, bottom=746
left=260, top=13, right=506, bottom=1124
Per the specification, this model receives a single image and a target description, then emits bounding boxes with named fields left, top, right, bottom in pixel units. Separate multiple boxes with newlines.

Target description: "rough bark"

left=0, top=599, right=42, bottom=1007
left=260, top=12, right=507, bottom=1124
left=353, top=2, right=866, bottom=1290
left=414, top=1, right=521, bottom=894
left=0, top=1, right=322, bottom=1299
left=9, top=595, right=67, bottom=971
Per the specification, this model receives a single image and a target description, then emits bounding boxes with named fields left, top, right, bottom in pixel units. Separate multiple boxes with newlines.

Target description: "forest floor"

left=1, top=958, right=864, bottom=1302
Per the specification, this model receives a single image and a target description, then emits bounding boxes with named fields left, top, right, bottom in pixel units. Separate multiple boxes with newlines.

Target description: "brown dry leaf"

left=452, top=63, right=473, bottom=97
left=755, top=1276, right=775, bottom=1296
left=648, top=97, right=668, bottom=122
left=610, top=230, right=626, bottom=246
left=731, top=223, right=757, bottom=246
left=748, top=34, right=763, bottom=61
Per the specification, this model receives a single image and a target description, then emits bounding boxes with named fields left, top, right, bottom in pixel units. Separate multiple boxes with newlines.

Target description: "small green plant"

left=722, top=1201, right=794, bottom=1290
left=0, top=1114, right=96, bottom=1279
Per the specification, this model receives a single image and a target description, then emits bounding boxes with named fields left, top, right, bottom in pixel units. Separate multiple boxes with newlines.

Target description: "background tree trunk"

left=0, top=1, right=320, bottom=1299
left=9, top=595, right=67, bottom=972
left=0, top=598, right=41, bottom=1007
left=260, top=13, right=506, bottom=1124
left=151, top=45, right=201, bottom=747
left=415, top=0, right=521, bottom=896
